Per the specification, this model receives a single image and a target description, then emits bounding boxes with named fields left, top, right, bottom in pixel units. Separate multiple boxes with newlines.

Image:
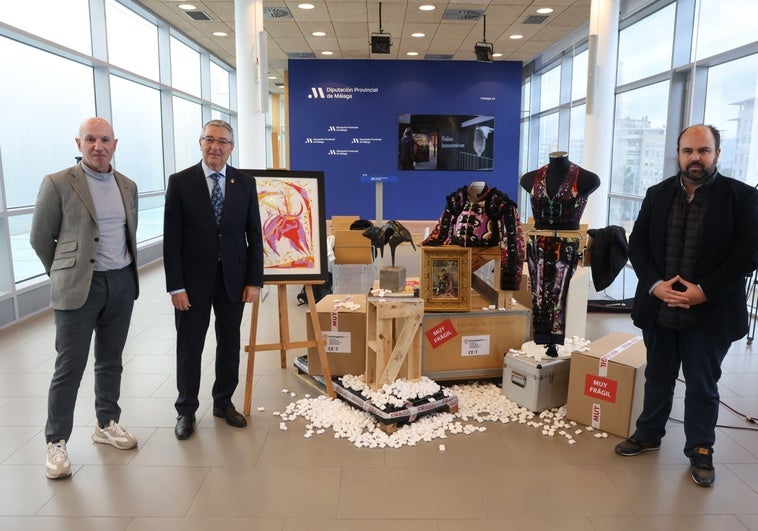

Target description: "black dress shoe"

left=174, top=414, right=195, bottom=440
left=213, top=405, right=247, bottom=428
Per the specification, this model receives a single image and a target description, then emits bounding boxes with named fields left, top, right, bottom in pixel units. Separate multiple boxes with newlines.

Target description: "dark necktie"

left=210, top=173, right=223, bottom=225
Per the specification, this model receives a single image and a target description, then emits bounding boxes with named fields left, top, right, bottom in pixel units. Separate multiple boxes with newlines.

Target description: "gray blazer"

left=30, top=164, right=139, bottom=310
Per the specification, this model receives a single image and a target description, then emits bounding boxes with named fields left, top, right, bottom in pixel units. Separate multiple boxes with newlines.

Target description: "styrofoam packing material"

left=274, top=379, right=608, bottom=449
left=508, top=336, right=592, bottom=361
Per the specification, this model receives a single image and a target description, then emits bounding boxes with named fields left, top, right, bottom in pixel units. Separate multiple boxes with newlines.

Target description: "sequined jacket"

left=421, top=184, right=525, bottom=290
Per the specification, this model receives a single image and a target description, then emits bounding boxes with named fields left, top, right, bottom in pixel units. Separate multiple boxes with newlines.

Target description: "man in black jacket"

left=615, top=124, right=758, bottom=487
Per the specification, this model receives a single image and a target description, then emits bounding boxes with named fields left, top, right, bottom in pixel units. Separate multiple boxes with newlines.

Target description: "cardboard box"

left=333, top=263, right=376, bottom=294
left=421, top=303, right=531, bottom=380
left=306, top=294, right=367, bottom=376
left=331, top=216, right=373, bottom=264
left=565, top=332, right=647, bottom=437
left=502, top=352, right=570, bottom=412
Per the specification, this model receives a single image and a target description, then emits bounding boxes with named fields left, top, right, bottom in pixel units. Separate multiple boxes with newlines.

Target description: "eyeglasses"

left=201, top=136, right=232, bottom=147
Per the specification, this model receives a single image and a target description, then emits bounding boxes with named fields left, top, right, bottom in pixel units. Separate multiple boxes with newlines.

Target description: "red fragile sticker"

left=424, top=319, right=458, bottom=348
left=584, top=374, right=618, bottom=403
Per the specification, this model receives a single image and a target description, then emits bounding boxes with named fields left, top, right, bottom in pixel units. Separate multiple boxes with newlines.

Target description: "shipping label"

left=424, top=319, right=458, bottom=348
left=584, top=374, right=618, bottom=403
left=320, top=331, right=351, bottom=353
left=461, top=335, right=490, bottom=357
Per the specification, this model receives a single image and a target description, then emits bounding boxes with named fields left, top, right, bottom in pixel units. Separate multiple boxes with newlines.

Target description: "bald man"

left=31, top=117, right=140, bottom=479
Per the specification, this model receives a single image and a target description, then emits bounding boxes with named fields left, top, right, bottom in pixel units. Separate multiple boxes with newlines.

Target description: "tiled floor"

left=1, top=260, right=757, bottom=530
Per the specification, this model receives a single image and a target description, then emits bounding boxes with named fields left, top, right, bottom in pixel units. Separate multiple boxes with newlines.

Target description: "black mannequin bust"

left=520, top=152, right=600, bottom=197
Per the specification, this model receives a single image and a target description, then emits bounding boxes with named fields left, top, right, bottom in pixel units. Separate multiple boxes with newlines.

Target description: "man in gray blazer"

left=31, top=117, right=140, bottom=480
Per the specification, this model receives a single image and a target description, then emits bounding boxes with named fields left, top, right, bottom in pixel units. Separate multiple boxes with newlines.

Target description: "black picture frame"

left=240, top=169, right=328, bottom=282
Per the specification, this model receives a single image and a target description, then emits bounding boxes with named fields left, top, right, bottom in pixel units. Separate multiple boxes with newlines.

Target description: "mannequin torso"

left=520, top=152, right=600, bottom=229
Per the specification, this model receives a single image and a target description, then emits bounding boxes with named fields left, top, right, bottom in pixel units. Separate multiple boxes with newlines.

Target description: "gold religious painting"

left=420, top=246, right=471, bottom=312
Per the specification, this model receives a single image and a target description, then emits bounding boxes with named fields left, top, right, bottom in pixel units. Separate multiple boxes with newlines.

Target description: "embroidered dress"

left=527, top=234, right=581, bottom=345
left=422, top=184, right=525, bottom=291
left=530, top=163, right=588, bottom=229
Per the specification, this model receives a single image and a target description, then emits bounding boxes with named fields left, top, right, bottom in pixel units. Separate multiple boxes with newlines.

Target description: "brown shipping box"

left=565, top=332, right=647, bottom=438
left=306, top=294, right=367, bottom=376
left=421, top=303, right=531, bottom=380
left=331, top=216, right=373, bottom=264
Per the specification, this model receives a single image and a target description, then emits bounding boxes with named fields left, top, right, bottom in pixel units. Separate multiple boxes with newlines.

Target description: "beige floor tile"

left=38, top=465, right=210, bottom=517
left=257, top=427, right=386, bottom=468
left=0, top=426, right=40, bottom=462
left=437, top=516, right=594, bottom=531
left=588, top=514, right=751, bottom=531
left=475, top=464, right=632, bottom=517
left=130, top=426, right=267, bottom=467
left=337, top=468, right=485, bottom=519
left=0, top=515, right=132, bottom=531
left=187, top=467, right=341, bottom=518
left=126, top=517, right=285, bottom=531
left=384, top=428, right=511, bottom=468
left=284, top=519, right=440, bottom=531
left=602, top=462, right=758, bottom=514
left=0, top=464, right=68, bottom=515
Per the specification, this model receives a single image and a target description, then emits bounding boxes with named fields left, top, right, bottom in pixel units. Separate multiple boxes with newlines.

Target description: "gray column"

left=582, top=0, right=620, bottom=230
left=235, top=0, right=267, bottom=168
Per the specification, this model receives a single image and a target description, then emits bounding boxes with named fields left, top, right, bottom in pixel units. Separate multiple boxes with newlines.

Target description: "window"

left=616, top=3, right=675, bottom=85
left=704, top=54, right=758, bottom=184
left=210, top=61, right=230, bottom=108
left=0, top=37, right=95, bottom=209
left=171, top=37, right=201, bottom=97
left=110, top=75, right=165, bottom=194
left=609, top=81, right=669, bottom=230
left=572, top=50, right=589, bottom=101
left=537, top=113, right=560, bottom=165
left=106, top=0, right=159, bottom=80
left=173, top=96, right=202, bottom=170
left=539, top=65, right=561, bottom=111
left=569, top=105, right=586, bottom=166
left=694, top=0, right=758, bottom=60
left=0, top=0, right=91, bottom=54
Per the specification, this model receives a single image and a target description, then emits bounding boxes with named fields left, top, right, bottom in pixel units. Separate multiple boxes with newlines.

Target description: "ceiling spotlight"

left=370, top=2, right=392, bottom=54
left=509, top=34, right=524, bottom=40
left=178, top=4, right=196, bottom=10
left=474, top=14, right=493, bottom=62
left=321, top=50, right=333, bottom=55
left=406, top=51, right=419, bottom=56
left=298, top=3, right=315, bottom=9
left=312, top=31, right=326, bottom=37
left=536, top=8, right=554, bottom=14
left=411, top=32, right=426, bottom=38
left=212, top=32, right=227, bottom=37
left=419, top=5, right=436, bottom=11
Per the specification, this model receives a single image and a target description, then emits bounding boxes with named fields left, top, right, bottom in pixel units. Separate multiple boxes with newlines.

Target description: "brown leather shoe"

left=213, top=405, right=247, bottom=428
left=174, top=415, right=195, bottom=440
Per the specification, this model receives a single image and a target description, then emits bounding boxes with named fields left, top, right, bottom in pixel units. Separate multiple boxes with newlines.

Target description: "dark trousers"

left=174, top=263, right=245, bottom=416
left=46, top=266, right=136, bottom=443
left=633, top=326, right=729, bottom=455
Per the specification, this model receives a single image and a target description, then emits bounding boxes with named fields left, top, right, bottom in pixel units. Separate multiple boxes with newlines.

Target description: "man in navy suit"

left=163, top=120, right=264, bottom=440
left=615, top=124, right=758, bottom=487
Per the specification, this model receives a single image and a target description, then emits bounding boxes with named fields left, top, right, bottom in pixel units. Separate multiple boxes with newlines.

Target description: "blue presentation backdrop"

left=289, top=59, right=522, bottom=220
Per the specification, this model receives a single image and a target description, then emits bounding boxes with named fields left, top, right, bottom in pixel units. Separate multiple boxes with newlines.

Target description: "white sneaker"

left=92, top=420, right=138, bottom=450
left=46, top=440, right=71, bottom=479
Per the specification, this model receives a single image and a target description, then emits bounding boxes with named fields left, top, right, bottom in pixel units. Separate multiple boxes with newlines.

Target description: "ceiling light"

left=509, top=34, right=524, bottom=39
left=321, top=50, right=333, bottom=55
left=474, top=14, right=493, bottom=62
left=268, top=75, right=277, bottom=79
left=493, top=52, right=502, bottom=58
left=536, top=8, right=554, bottom=14
left=411, top=32, right=425, bottom=38
left=419, top=5, right=436, bottom=11
left=212, top=32, right=227, bottom=37
left=178, top=4, right=196, bottom=10
left=298, top=3, right=315, bottom=9
left=406, top=51, right=419, bottom=56
left=312, top=31, right=326, bottom=37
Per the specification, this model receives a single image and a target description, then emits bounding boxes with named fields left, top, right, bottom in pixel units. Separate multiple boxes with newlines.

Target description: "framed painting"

left=420, top=246, right=471, bottom=312
left=240, top=169, right=328, bottom=282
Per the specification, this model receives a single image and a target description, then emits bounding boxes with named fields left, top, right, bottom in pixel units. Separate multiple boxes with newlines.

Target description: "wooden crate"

left=365, top=298, right=424, bottom=389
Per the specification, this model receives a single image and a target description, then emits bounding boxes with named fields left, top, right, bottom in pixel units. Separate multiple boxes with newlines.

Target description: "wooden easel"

left=243, top=281, right=335, bottom=415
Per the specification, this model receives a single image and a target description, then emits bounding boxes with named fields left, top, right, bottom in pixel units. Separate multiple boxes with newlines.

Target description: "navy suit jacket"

left=629, top=172, right=758, bottom=344
left=163, top=162, right=264, bottom=302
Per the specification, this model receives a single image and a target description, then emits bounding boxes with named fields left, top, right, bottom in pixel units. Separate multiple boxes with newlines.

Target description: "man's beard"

left=680, top=162, right=716, bottom=184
